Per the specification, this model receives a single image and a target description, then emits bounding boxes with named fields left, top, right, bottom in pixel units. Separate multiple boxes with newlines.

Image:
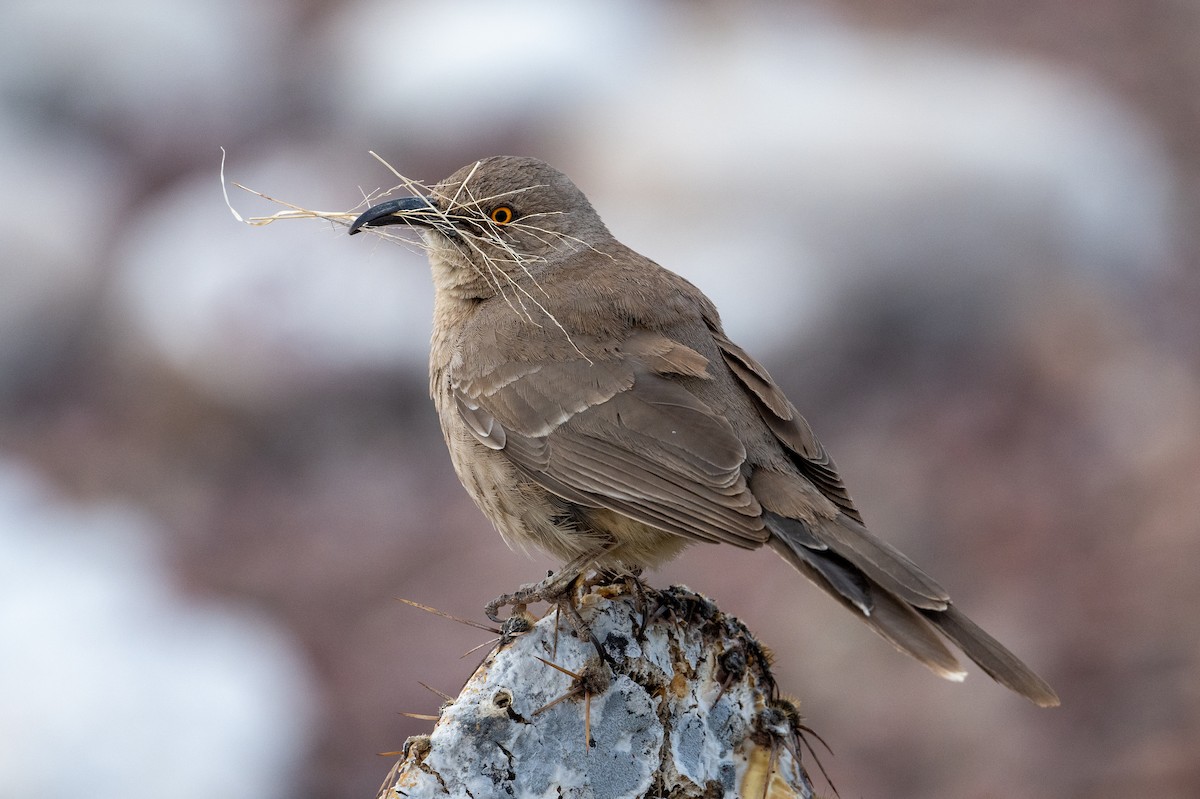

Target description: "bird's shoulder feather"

left=448, top=317, right=767, bottom=548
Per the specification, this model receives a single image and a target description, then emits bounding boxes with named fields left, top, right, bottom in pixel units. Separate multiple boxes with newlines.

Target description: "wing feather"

left=715, top=334, right=861, bottom=522
left=452, top=333, right=766, bottom=549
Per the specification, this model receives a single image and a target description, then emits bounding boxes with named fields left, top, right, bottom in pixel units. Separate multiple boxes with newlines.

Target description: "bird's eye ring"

left=489, top=205, right=515, bottom=225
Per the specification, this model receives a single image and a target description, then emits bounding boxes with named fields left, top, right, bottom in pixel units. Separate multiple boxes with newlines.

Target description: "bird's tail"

left=766, top=513, right=1059, bottom=707
left=919, top=602, right=1060, bottom=707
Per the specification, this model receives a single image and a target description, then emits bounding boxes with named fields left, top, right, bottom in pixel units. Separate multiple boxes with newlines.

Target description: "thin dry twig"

left=220, top=150, right=594, bottom=361
left=417, top=681, right=455, bottom=703
left=395, top=597, right=500, bottom=635
left=460, top=637, right=501, bottom=659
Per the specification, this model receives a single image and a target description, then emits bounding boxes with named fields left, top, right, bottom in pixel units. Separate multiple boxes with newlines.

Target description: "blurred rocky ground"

left=1, top=1, right=1197, bottom=797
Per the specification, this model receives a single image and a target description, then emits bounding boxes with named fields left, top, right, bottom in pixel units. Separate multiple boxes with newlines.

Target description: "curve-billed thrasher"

left=349, top=156, right=1058, bottom=707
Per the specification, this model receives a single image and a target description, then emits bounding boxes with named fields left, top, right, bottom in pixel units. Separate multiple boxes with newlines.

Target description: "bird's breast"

left=430, top=372, right=590, bottom=560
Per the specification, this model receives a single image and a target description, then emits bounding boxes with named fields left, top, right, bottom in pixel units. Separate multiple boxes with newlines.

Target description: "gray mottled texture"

left=383, top=580, right=814, bottom=799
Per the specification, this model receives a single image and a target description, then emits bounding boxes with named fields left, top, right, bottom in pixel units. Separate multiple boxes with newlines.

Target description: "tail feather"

left=769, top=538, right=965, bottom=681
left=817, top=515, right=951, bottom=610
left=768, top=520, right=1059, bottom=707
left=766, top=535, right=870, bottom=613
left=922, top=604, right=1061, bottom=707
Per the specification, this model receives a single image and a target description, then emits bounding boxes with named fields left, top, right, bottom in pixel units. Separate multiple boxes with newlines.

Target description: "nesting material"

left=382, top=579, right=814, bottom=799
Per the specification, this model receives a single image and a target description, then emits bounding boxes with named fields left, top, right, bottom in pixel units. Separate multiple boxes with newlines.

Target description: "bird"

left=349, top=155, right=1059, bottom=707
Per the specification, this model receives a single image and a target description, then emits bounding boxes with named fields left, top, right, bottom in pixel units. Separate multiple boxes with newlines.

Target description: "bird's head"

left=350, top=156, right=611, bottom=299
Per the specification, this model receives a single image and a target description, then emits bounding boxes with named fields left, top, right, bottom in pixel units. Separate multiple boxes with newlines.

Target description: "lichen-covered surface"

left=383, top=581, right=814, bottom=799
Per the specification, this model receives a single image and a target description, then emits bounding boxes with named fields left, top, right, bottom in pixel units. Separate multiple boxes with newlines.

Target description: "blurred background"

left=2, top=1, right=1198, bottom=797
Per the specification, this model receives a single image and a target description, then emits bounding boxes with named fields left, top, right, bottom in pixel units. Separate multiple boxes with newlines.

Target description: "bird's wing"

left=451, top=331, right=767, bottom=548
left=714, top=335, right=1059, bottom=706
left=712, top=332, right=950, bottom=606
left=713, top=333, right=863, bottom=522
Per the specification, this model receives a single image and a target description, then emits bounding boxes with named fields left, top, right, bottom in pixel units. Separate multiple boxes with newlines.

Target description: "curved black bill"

left=349, top=195, right=440, bottom=235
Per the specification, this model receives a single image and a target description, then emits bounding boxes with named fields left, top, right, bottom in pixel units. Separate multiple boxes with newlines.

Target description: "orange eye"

left=489, top=205, right=515, bottom=225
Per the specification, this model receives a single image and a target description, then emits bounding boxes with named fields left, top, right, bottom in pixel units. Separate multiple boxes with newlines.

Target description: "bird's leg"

left=583, top=563, right=643, bottom=590
left=486, top=544, right=622, bottom=665
left=484, top=544, right=618, bottom=623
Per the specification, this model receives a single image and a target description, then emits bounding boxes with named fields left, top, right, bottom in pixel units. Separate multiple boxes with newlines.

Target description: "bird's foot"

left=485, top=567, right=582, bottom=624
left=487, top=571, right=617, bottom=665
left=485, top=545, right=620, bottom=623
left=486, top=547, right=624, bottom=665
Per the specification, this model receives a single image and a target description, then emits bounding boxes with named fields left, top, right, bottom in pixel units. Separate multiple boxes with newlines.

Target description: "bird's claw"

left=485, top=569, right=580, bottom=623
